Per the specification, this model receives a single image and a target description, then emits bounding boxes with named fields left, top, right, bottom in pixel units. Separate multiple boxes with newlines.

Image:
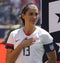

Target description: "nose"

left=32, top=15, right=38, bottom=20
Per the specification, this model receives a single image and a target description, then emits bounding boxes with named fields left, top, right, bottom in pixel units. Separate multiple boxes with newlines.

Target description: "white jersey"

left=7, top=26, right=53, bottom=63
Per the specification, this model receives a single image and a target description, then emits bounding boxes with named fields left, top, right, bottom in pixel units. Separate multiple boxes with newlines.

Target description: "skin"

left=6, top=4, right=57, bottom=63
left=22, top=4, right=39, bottom=34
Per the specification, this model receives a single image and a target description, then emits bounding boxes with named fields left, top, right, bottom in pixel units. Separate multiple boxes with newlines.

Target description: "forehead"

left=28, top=5, right=38, bottom=9
left=27, top=5, right=39, bottom=12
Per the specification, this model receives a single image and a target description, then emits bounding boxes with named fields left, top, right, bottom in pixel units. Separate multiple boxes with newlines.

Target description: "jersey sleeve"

left=42, top=33, right=55, bottom=52
left=5, top=32, right=15, bottom=50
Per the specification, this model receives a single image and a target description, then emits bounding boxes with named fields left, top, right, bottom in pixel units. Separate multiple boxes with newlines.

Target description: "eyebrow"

left=28, top=12, right=39, bottom=15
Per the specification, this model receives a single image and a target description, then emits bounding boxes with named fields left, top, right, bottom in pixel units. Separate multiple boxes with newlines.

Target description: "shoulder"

left=36, top=26, right=50, bottom=35
left=10, top=27, right=23, bottom=36
left=36, top=26, right=53, bottom=43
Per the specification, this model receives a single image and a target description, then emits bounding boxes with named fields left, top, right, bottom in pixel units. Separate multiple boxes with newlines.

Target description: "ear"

left=21, top=14, right=25, bottom=19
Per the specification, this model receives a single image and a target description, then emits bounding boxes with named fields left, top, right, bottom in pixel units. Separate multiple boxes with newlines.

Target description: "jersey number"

left=23, top=46, right=30, bottom=56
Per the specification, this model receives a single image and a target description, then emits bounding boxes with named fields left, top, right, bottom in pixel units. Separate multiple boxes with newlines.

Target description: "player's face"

left=22, top=5, right=39, bottom=25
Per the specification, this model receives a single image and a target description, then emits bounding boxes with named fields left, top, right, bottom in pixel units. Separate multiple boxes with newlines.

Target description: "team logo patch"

left=15, top=39, right=20, bottom=42
left=49, top=44, right=54, bottom=51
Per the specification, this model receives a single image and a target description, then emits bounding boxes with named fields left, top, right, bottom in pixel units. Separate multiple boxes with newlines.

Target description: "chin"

left=31, top=20, right=37, bottom=25
left=33, top=21, right=37, bottom=25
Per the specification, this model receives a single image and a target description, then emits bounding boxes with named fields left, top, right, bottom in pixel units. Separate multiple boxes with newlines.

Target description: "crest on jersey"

left=49, top=44, right=54, bottom=51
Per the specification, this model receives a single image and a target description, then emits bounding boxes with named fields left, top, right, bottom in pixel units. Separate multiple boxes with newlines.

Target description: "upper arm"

left=7, top=48, right=13, bottom=54
left=6, top=31, right=15, bottom=63
left=6, top=48, right=13, bottom=57
left=6, top=48, right=14, bottom=63
left=44, top=51, right=57, bottom=63
left=46, top=50, right=57, bottom=59
left=41, top=32, right=57, bottom=63
left=5, top=31, right=14, bottom=50
left=42, top=33, right=54, bottom=52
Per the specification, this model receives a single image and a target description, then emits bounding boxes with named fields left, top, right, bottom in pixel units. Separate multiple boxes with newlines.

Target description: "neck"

left=23, top=25, right=36, bottom=35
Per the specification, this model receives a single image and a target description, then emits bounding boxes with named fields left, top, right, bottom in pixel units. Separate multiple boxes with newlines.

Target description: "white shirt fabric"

left=7, top=26, right=53, bottom=63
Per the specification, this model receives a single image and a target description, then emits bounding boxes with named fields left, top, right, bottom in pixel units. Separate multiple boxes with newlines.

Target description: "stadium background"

left=0, top=0, right=60, bottom=63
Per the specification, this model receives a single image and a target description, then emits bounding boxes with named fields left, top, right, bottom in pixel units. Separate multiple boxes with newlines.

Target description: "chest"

left=14, top=33, right=43, bottom=51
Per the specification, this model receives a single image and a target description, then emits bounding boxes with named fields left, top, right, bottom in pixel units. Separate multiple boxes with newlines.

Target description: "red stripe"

left=6, top=43, right=14, bottom=47
left=25, top=33, right=31, bottom=36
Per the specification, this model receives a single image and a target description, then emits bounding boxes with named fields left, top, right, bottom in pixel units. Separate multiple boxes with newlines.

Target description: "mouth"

left=31, top=20, right=37, bottom=24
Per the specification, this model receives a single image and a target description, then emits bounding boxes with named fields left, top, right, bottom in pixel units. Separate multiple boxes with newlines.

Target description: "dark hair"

left=21, top=3, right=37, bottom=25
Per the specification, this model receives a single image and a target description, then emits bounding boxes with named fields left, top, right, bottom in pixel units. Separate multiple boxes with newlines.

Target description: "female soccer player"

left=6, top=3, right=57, bottom=63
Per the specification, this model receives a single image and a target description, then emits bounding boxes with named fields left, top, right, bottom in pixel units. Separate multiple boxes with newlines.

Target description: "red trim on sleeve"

left=6, top=43, right=14, bottom=47
left=5, top=43, right=14, bottom=49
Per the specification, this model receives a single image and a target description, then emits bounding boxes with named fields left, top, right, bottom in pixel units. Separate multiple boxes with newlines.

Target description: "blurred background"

left=0, top=0, right=40, bottom=42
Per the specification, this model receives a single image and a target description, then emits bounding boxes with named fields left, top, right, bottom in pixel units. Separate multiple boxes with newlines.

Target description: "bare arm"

left=6, top=38, right=36, bottom=63
left=45, top=50, right=57, bottom=63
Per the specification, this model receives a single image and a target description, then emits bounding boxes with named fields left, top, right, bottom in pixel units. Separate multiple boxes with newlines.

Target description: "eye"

left=29, top=13, right=33, bottom=16
left=35, top=13, right=38, bottom=16
left=29, top=12, right=38, bottom=16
